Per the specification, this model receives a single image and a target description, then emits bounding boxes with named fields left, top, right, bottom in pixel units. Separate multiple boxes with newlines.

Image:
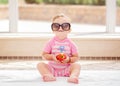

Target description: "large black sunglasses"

left=51, top=23, right=71, bottom=31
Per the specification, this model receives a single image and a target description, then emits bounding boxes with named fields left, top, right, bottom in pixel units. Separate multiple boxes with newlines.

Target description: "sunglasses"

left=51, top=23, right=71, bottom=31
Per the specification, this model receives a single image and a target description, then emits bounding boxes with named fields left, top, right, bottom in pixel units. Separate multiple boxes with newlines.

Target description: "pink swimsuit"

left=43, top=36, right=78, bottom=77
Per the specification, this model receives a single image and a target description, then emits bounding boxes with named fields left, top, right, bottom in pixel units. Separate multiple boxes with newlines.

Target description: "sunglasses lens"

left=62, top=23, right=70, bottom=31
left=51, top=23, right=60, bottom=31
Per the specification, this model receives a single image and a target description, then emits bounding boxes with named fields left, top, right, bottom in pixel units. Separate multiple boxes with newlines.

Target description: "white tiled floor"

left=0, top=70, right=120, bottom=86
left=0, top=61, right=120, bottom=86
left=0, top=60, right=120, bottom=70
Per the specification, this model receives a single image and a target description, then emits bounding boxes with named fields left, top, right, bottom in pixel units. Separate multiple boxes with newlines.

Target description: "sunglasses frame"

left=51, top=23, right=71, bottom=31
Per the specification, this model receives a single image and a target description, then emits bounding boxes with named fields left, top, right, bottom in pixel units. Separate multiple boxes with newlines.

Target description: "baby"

left=37, top=13, right=80, bottom=84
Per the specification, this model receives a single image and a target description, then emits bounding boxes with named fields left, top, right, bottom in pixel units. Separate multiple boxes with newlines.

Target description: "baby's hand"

left=52, top=54, right=61, bottom=63
left=55, top=53, right=69, bottom=63
left=56, top=53, right=66, bottom=62
left=61, top=55, right=70, bottom=63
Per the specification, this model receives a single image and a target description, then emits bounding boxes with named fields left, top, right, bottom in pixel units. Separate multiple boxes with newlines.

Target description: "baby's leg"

left=37, top=62, right=56, bottom=82
left=67, top=63, right=80, bottom=84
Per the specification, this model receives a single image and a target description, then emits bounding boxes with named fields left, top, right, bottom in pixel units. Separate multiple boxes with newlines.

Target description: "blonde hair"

left=52, top=13, right=71, bottom=22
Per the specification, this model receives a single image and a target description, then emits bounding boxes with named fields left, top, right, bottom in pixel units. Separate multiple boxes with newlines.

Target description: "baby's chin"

left=54, top=31, right=69, bottom=39
left=56, top=34, right=67, bottom=40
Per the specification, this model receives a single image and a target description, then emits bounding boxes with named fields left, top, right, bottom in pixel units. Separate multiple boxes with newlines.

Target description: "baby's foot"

left=42, top=74, right=56, bottom=82
left=67, top=76, right=79, bottom=84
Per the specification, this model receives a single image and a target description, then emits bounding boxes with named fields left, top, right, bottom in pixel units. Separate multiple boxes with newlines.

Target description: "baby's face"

left=52, top=17, right=71, bottom=40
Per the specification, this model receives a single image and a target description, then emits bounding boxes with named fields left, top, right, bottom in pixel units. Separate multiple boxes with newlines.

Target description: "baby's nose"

left=58, top=26, right=63, bottom=31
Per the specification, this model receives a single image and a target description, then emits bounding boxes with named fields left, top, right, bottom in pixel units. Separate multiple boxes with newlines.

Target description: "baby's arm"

left=62, top=53, right=79, bottom=63
left=42, top=52, right=54, bottom=61
left=42, top=52, right=60, bottom=63
left=69, top=54, right=79, bottom=63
